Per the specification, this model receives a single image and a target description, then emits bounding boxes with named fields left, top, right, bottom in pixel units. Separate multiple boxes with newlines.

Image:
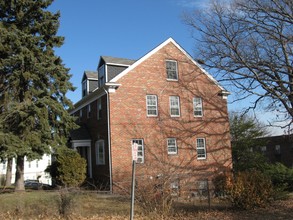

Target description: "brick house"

left=69, top=38, right=232, bottom=195
left=256, top=135, right=293, bottom=168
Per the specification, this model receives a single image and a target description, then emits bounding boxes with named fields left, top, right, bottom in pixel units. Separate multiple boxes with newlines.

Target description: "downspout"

left=103, top=87, right=113, bottom=194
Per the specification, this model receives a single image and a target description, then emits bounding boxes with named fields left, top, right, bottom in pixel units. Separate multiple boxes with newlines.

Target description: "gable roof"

left=82, top=71, right=98, bottom=82
left=100, top=56, right=136, bottom=67
left=70, top=124, right=91, bottom=141
left=110, top=37, right=227, bottom=92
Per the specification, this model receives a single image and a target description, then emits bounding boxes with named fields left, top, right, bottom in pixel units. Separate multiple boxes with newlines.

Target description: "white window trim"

left=87, top=104, right=91, bottom=118
left=82, top=80, right=88, bottom=97
left=96, top=140, right=105, bottom=165
left=97, top=98, right=102, bottom=120
left=169, top=96, right=180, bottom=117
left=166, top=60, right=178, bottom=81
left=146, top=95, right=158, bottom=117
left=167, top=138, right=178, bottom=155
left=132, top=139, right=144, bottom=163
left=193, top=97, right=203, bottom=117
left=196, top=138, right=206, bottom=160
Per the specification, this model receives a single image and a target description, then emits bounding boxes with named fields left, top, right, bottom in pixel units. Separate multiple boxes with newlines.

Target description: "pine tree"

left=229, top=112, right=269, bottom=172
left=0, top=0, right=77, bottom=191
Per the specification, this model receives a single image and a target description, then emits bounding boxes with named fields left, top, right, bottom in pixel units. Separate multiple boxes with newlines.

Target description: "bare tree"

left=183, top=0, right=293, bottom=128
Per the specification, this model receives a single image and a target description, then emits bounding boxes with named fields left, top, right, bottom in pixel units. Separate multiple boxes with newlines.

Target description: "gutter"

left=103, top=87, right=113, bottom=194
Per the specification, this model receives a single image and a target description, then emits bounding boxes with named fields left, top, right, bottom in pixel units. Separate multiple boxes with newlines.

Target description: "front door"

left=76, top=146, right=91, bottom=177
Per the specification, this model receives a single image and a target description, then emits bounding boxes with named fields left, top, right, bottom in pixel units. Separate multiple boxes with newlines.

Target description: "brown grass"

left=0, top=190, right=292, bottom=219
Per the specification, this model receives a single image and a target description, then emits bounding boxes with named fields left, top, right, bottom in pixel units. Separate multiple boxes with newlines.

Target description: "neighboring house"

left=0, top=154, right=52, bottom=185
left=256, top=134, right=293, bottom=168
left=69, top=38, right=232, bottom=195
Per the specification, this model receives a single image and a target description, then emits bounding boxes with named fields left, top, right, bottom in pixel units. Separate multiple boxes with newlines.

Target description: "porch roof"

left=70, top=124, right=91, bottom=141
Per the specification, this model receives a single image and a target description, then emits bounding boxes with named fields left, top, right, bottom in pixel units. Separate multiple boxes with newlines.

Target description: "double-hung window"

left=82, top=80, right=87, bottom=97
left=193, top=97, right=203, bottom=117
left=87, top=104, right=91, bottom=118
left=275, top=145, right=281, bottom=154
left=170, top=96, right=180, bottom=117
left=97, top=98, right=102, bottom=120
left=146, top=95, right=158, bottom=116
left=196, top=138, right=206, bottom=160
left=96, top=140, right=105, bottom=165
left=132, top=139, right=144, bottom=163
left=167, top=138, right=178, bottom=155
left=166, top=60, right=178, bottom=80
left=79, top=109, right=83, bottom=121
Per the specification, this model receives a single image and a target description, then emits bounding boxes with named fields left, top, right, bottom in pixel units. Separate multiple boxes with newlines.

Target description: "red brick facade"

left=70, top=38, right=232, bottom=195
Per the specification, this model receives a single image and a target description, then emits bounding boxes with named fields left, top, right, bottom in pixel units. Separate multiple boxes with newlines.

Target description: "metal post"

left=207, top=178, right=211, bottom=210
left=130, top=160, right=136, bottom=220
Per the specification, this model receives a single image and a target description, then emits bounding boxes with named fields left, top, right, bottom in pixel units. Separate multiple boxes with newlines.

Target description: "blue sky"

left=49, top=0, right=202, bottom=103
left=48, top=0, right=284, bottom=134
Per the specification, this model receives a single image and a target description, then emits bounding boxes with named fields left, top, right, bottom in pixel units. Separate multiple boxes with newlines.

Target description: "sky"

left=48, top=0, right=285, bottom=135
left=49, top=0, right=202, bottom=103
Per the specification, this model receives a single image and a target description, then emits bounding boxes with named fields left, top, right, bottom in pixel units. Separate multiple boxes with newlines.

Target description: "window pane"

left=170, top=96, right=180, bottom=116
left=146, top=95, right=158, bottom=116
left=96, top=140, right=105, bottom=165
left=132, top=139, right=144, bottom=163
left=196, top=138, right=206, bottom=159
left=166, top=60, right=178, bottom=80
left=193, top=97, right=203, bottom=116
left=97, top=98, right=102, bottom=120
left=167, top=138, right=177, bottom=154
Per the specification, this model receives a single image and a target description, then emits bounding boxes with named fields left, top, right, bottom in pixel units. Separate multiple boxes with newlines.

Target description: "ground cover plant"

left=0, top=190, right=292, bottom=219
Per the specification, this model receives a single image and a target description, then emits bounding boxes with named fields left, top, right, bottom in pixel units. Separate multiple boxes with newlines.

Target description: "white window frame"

left=193, top=97, right=203, bottom=117
left=167, top=138, right=178, bottom=155
left=170, top=179, right=179, bottom=196
left=132, top=139, right=144, bottom=163
left=87, top=104, right=91, bottom=118
left=98, top=65, right=106, bottom=87
left=261, top=146, right=267, bottom=153
left=275, top=145, right=281, bottom=154
left=96, top=140, right=105, bottom=165
left=82, top=80, right=88, bottom=97
left=146, top=95, right=158, bottom=117
left=196, top=138, right=206, bottom=160
left=169, top=96, right=180, bottom=117
left=166, top=60, right=178, bottom=80
left=97, top=98, right=102, bottom=120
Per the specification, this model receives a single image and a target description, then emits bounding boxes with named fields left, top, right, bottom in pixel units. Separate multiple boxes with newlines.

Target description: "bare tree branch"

left=183, top=0, right=293, bottom=127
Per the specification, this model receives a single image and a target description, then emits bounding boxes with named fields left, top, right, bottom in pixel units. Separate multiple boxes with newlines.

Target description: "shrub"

left=212, top=172, right=232, bottom=198
left=265, top=163, right=293, bottom=192
left=47, top=147, right=87, bottom=187
left=228, top=170, right=273, bottom=209
left=135, top=175, right=174, bottom=216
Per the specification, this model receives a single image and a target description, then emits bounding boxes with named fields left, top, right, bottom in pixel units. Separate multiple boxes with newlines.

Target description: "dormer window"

left=82, top=80, right=87, bottom=97
left=81, top=71, right=98, bottom=98
left=99, top=65, right=105, bottom=87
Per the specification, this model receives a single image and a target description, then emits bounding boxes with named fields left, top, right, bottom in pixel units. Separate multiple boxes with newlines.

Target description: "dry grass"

left=0, top=190, right=292, bottom=219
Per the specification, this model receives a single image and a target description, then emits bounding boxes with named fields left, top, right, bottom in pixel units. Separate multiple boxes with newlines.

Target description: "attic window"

left=166, top=60, right=178, bottom=80
left=82, top=80, right=87, bottom=97
left=99, top=65, right=105, bottom=87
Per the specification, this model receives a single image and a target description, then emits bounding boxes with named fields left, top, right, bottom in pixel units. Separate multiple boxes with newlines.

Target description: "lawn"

left=0, top=189, right=292, bottom=219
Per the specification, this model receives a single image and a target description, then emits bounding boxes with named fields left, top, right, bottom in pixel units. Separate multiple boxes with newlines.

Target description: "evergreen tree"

left=0, top=0, right=77, bottom=191
left=229, top=112, right=269, bottom=172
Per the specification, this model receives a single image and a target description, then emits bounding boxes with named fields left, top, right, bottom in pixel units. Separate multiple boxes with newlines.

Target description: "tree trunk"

left=14, top=156, right=25, bottom=191
left=5, top=158, right=13, bottom=187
